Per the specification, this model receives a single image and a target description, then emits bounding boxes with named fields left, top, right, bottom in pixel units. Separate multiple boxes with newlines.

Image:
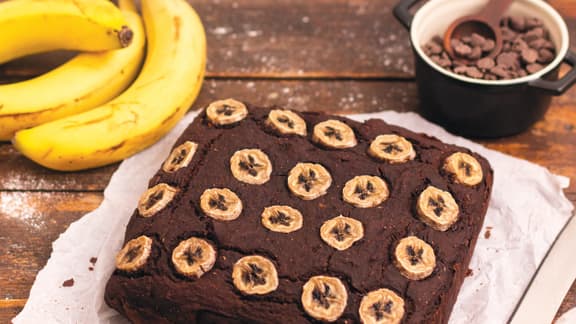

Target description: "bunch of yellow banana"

left=1, top=0, right=206, bottom=171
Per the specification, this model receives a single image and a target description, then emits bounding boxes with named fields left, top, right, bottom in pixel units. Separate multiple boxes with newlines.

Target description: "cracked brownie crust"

left=105, top=103, right=493, bottom=323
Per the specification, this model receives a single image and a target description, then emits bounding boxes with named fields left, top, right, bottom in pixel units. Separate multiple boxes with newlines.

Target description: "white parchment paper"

left=13, top=111, right=574, bottom=324
left=557, top=307, right=576, bottom=324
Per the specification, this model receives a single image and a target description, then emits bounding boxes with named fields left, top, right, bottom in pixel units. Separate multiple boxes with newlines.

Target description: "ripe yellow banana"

left=13, top=0, right=207, bottom=171
left=0, top=0, right=133, bottom=64
left=0, top=0, right=145, bottom=141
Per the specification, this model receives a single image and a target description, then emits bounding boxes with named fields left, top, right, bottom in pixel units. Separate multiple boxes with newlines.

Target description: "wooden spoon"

left=444, top=0, right=514, bottom=62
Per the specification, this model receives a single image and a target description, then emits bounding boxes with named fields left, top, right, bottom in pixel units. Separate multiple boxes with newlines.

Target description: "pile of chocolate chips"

left=422, top=16, right=556, bottom=80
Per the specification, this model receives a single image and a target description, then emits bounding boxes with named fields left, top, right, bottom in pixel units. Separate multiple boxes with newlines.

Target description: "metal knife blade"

left=509, top=214, right=576, bottom=324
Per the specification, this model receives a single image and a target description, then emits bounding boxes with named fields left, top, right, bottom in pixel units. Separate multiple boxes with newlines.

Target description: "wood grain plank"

left=0, top=144, right=117, bottom=192
left=0, top=304, right=23, bottom=324
left=556, top=279, right=576, bottom=322
left=0, top=192, right=102, bottom=300
left=1, top=78, right=575, bottom=198
left=0, top=0, right=573, bottom=79
left=0, top=79, right=418, bottom=191
left=1, top=77, right=575, bottom=198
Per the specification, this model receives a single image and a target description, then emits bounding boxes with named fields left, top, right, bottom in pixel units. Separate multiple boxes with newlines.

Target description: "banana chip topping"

left=320, top=215, right=364, bottom=251
left=416, top=186, right=459, bottom=231
left=394, top=236, right=436, bottom=280
left=137, top=183, right=178, bottom=218
left=233, top=255, right=279, bottom=295
left=287, top=162, right=332, bottom=200
left=342, top=175, right=389, bottom=208
left=313, top=120, right=357, bottom=149
left=230, top=148, right=272, bottom=185
left=171, top=237, right=216, bottom=279
left=162, top=141, right=198, bottom=173
left=267, top=109, right=307, bottom=136
left=200, top=188, right=243, bottom=221
left=359, top=288, right=405, bottom=324
left=261, top=205, right=303, bottom=233
left=301, top=275, right=348, bottom=322
left=206, top=98, right=248, bottom=126
left=444, top=152, right=483, bottom=186
left=115, top=235, right=153, bottom=272
left=369, top=134, right=416, bottom=163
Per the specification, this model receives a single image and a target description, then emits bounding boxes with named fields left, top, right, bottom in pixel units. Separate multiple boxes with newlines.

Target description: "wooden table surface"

left=1, top=0, right=575, bottom=322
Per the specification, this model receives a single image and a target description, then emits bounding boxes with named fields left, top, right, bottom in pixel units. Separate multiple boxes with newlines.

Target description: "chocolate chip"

left=518, top=69, right=528, bottom=77
left=470, top=33, right=487, bottom=47
left=501, top=27, right=517, bottom=42
left=526, top=63, right=544, bottom=74
left=521, top=48, right=539, bottom=64
left=453, top=66, right=469, bottom=75
left=453, top=41, right=472, bottom=57
left=525, top=17, right=544, bottom=29
left=481, top=39, right=495, bottom=52
left=512, top=38, right=529, bottom=52
left=497, top=52, right=520, bottom=69
left=524, top=28, right=545, bottom=42
left=490, top=66, right=511, bottom=79
left=537, top=48, right=555, bottom=64
left=465, top=66, right=484, bottom=79
left=424, top=41, right=443, bottom=56
left=528, top=38, right=547, bottom=50
left=509, top=16, right=526, bottom=32
left=430, top=55, right=452, bottom=68
left=468, top=46, right=483, bottom=60
left=477, top=57, right=495, bottom=71
left=484, top=73, right=498, bottom=81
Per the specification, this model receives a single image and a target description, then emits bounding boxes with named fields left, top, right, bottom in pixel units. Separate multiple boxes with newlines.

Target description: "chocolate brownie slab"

left=105, top=99, right=493, bottom=323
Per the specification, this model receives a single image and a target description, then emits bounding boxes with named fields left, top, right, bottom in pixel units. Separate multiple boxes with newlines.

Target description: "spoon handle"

left=480, top=0, right=514, bottom=27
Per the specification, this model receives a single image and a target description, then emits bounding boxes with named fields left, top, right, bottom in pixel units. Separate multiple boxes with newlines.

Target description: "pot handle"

left=528, top=50, right=576, bottom=96
left=393, top=0, right=422, bottom=29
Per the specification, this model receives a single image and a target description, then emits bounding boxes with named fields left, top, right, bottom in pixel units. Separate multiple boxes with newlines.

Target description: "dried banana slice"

left=313, top=120, right=357, bottom=149
left=137, top=183, right=179, bottom=217
left=261, top=205, right=303, bottom=233
left=206, top=98, right=248, bottom=126
left=232, top=255, right=279, bottom=295
left=443, top=152, right=483, bottom=186
left=162, top=141, right=198, bottom=173
left=368, top=134, right=416, bottom=163
left=287, top=162, right=332, bottom=200
left=171, top=237, right=216, bottom=279
left=342, top=175, right=389, bottom=208
left=267, top=109, right=307, bottom=136
left=416, top=186, right=459, bottom=231
left=359, top=288, right=405, bottom=324
left=200, top=188, right=243, bottom=221
left=115, top=235, right=153, bottom=272
left=320, top=215, right=364, bottom=251
left=230, top=149, right=272, bottom=185
left=301, top=275, right=348, bottom=322
left=394, top=236, right=436, bottom=280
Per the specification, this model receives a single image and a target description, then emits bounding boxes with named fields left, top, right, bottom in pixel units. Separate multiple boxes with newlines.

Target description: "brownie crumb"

left=90, top=257, right=98, bottom=265
left=62, top=278, right=75, bottom=287
left=89, top=267, right=94, bottom=271
left=466, top=269, right=474, bottom=277
left=484, top=227, right=493, bottom=239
